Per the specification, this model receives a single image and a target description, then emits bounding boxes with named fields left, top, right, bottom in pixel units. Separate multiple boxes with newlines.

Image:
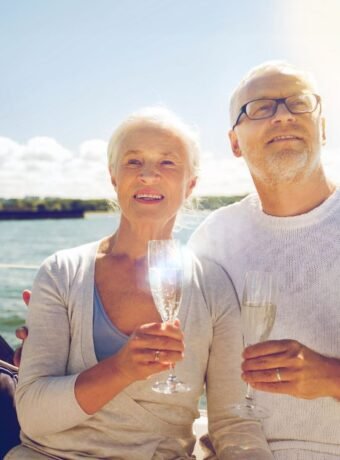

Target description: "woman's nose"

left=139, top=163, right=160, bottom=182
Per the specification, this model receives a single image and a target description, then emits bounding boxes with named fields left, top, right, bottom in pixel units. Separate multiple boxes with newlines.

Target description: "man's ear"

left=228, top=130, right=242, bottom=157
left=321, top=117, right=326, bottom=146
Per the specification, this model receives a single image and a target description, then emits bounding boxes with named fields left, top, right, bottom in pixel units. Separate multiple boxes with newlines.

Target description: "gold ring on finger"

left=275, top=368, right=282, bottom=382
left=154, top=350, right=160, bottom=362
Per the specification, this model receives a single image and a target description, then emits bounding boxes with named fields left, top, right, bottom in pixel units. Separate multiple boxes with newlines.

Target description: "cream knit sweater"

left=189, top=189, right=340, bottom=460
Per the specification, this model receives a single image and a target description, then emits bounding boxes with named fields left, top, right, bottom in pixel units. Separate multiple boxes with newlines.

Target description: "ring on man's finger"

left=275, top=368, right=282, bottom=382
left=154, top=350, right=160, bottom=362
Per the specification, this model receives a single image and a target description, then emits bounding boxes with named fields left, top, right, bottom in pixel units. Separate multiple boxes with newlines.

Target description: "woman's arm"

left=74, top=321, right=184, bottom=414
left=204, top=261, right=273, bottom=459
left=16, top=256, right=184, bottom=437
left=15, top=257, right=88, bottom=437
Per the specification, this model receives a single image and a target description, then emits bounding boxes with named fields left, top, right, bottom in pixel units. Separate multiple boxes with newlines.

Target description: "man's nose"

left=271, top=102, right=296, bottom=124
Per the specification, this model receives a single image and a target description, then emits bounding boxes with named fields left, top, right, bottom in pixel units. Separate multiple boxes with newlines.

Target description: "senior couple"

left=3, top=61, right=340, bottom=460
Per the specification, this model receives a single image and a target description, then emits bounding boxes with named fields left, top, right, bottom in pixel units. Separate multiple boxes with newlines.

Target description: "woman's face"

left=111, top=125, right=196, bottom=228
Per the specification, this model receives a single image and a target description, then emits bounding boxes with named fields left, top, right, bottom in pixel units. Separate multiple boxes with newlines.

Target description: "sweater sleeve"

left=188, top=213, right=215, bottom=259
left=15, top=254, right=90, bottom=438
left=202, top=260, right=273, bottom=459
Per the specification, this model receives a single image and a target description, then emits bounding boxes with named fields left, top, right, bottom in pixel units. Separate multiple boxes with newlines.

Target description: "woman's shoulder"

left=192, top=253, right=233, bottom=289
left=192, top=254, right=239, bottom=320
left=43, top=240, right=100, bottom=268
left=35, top=240, right=101, bottom=288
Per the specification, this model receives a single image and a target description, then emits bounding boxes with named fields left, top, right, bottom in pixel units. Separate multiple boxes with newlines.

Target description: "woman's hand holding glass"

left=110, top=321, right=185, bottom=385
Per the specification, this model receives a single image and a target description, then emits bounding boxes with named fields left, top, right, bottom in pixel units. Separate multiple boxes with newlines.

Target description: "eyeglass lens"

left=246, top=94, right=318, bottom=120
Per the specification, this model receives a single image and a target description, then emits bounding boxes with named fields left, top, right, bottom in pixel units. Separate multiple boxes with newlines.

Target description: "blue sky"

left=1, top=0, right=340, bottom=198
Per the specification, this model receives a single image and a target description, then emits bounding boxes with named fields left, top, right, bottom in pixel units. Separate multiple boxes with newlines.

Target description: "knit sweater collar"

left=246, top=188, right=340, bottom=230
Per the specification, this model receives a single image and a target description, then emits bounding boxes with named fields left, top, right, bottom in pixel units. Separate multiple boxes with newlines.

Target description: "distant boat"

left=0, top=209, right=84, bottom=220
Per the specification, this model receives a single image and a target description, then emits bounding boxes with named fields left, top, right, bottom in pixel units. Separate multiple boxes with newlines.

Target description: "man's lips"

left=267, top=134, right=303, bottom=144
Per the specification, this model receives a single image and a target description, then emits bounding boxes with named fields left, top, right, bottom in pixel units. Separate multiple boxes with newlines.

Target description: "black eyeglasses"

left=232, top=93, right=321, bottom=130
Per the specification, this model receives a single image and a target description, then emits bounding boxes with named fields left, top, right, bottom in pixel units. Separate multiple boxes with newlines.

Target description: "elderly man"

left=190, top=61, right=340, bottom=459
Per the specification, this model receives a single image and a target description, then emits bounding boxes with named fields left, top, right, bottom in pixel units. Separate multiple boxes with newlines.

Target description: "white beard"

left=246, top=147, right=320, bottom=186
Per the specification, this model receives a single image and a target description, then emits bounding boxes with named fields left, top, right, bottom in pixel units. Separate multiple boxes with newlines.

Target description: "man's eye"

left=290, top=100, right=309, bottom=110
left=254, top=104, right=272, bottom=115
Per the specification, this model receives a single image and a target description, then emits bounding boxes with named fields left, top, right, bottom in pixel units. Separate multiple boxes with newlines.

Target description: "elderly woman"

left=6, top=108, right=272, bottom=460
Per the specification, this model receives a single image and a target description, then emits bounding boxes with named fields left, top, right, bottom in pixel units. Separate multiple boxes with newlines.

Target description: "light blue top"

left=93, top=285, right=128, bottom=361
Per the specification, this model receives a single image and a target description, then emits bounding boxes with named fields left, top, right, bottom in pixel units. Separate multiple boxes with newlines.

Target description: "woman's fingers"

left=22, top=290, right=31, bottom=306
left=131, top=333, right=184, bottom=353
left=110, top=321, right=186, bottom=382
left=15, top=326, right=28, bottom=340
left=131, top=322, right=185, bottom=353
left=138, top=321, right=183, bottom=339
left=135, top=348, right=184, bottom=364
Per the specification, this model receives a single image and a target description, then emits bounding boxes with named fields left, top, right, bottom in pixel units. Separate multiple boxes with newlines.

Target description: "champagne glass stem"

left=167, top=316, right=177, bottom=383
left=168, top=364, right=175, bottom=379
left=245, top=383, right=254, bottom=403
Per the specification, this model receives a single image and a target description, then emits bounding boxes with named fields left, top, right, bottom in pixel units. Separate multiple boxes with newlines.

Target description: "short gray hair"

left=229, top=60, right=319, bottom=127
left=107, top=106, right=200, bottom=176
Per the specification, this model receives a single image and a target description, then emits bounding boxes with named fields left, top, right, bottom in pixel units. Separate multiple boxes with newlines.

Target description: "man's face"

left=229, top=71, right=326, bottom=185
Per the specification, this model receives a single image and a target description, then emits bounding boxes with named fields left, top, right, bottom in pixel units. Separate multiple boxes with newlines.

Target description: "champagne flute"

left=229, top=271, right=277, bottom=419
left=148, top=239, right=190, bottom=394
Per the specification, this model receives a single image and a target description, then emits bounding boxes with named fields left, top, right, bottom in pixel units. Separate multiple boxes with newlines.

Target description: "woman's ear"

left=228, top=130, right=242, bottom=157
left=185, top=176, right=197, bottom=198
left=321, top=117, right=326, bottom=146
left=109, top=165, right=117, bottom=189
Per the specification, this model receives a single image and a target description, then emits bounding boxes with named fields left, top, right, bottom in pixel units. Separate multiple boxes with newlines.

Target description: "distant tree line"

left=0, top=195, right=246, bottom=213
left=0, top=197, right=110, bottom=212
left=192, top=195, right=245, bottom=210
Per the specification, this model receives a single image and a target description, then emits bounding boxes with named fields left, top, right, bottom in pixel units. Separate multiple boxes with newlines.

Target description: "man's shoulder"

left=192, top=194, right=255, bottom=232
left=188, top=194, right=256, bottom=259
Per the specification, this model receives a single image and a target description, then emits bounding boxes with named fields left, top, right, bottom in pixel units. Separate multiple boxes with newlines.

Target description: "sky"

left=1, top=0, right=340, bottom=198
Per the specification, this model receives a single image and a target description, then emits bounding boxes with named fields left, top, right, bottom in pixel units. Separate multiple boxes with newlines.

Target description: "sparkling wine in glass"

left=148, top=239, right=190, bottom=394
left=229, top=271, right=277, bottom=419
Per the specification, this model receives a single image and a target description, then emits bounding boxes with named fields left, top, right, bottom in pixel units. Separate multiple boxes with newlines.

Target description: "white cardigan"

left=7, top=242, right=272, bottom=459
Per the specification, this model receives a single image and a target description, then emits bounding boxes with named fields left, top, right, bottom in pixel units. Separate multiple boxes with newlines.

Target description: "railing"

left=0, top=264, right=39, bottom=270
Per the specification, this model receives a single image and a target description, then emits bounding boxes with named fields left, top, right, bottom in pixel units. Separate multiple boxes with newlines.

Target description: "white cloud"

left=0, top=137, right=339, bottom=198
left=79, top=140, right=108, bottom=163
left=22, top=137, right=73, bottom=163
left=322, top=148, right=340, bottom=187
left=0, top=137, right=22, bottom=164
left=195, top=152, right=255, bottom=196
left=0, top=137, right=112, bottom=198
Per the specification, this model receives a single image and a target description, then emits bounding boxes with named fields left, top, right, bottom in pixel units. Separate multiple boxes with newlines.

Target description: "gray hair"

left=229, top=60, right=319, bottom=127
left=107, top=106, right=200, bottom=176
